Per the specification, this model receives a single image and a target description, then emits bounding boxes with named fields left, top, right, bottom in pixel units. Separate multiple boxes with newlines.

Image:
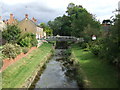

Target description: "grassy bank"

left=2, top=43, right=53, bottom=88
left=71, top=44, right=118, bottom=88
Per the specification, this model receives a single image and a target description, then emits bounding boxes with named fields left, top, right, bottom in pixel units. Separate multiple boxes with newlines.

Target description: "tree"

left=48, top=15, right=72, bottom=36
left=82, top=24, right=100, bottom=42
left=2, top=25, right=21, bottom=43
left=90, top=14, right=120, bottom=67
left=39, top=23, right=53, bottom=36
left=48, top=3, right=100, bottom=37
left=39, top=23, right=46, bottom=31
left=66, top=4, right=100, bottom=37
left=18, top=33, right=38, bottom=47
left=107, top=14, right=120, bottom=65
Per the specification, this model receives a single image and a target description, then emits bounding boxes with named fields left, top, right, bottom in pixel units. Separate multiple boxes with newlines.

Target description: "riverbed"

left=30, top=48, right=80, bottom=88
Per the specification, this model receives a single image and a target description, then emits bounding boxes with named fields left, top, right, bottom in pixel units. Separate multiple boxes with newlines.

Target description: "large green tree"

left=39, top=23, right=53, bottom=36
left=106, top=14, right=120, bottom=65
left=48, top=3, right=100, bottom=37
left=2, top=25, right=21, bottom=43
left=90, top=14, right=120, bottom=67
left=48, top=15, right=71, bottom=36
left=67, top=3, right=100, bottom=37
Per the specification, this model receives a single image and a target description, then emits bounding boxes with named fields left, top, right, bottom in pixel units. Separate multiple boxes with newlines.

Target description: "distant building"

left=36, top=26, right=44, bottom=39
left=101, top=19, right=112, bottom=36
left=18, top=14, right=46, bottom=39
left=0, top=16, right=6, bottom=31
left=0, top=16, right=7, bottom=45
left=5, top=14, right=18, bottom=25
left=102, top=19, right=111, bottom=31
left=32, top=17, right=37, bottom=23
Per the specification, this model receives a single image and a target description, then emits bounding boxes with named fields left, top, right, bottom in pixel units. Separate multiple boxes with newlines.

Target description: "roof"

left=19, top=18, right=37, bottom=27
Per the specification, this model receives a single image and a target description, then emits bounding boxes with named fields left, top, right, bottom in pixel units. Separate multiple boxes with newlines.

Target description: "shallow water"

left=34, top=49, right=79, bottom=88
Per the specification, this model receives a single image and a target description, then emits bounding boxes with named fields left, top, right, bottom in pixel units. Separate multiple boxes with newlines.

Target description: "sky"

left=0, top=0, right=120, bottom=24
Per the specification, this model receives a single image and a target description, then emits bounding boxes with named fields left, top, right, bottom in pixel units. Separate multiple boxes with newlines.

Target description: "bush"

left=79, top=42, right=89, bottom=49
left=2, top=25, right=21, bottom=43
left=30, top=34, right=38, bottom=47
left=2, top=43, right=22, bottom=59
left=18, top=33, right=38, bottom=47
left=19, top=37, right=31, bottom=47
left=90, top=44, right=100, bottom=55
left=2, top=43, right=16, bottom=59
left=22, top=47, right=29, bottom=54
left=64, top=48, right=71, bottom=56
left=14, top=44, right=22, bottom=55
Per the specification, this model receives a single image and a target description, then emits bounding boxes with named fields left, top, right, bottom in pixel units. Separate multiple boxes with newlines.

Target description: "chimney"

left=0, top=16, right=2, bottom=20
left=32, top=17, right=35, bottom=21
left=32, top=17, right=37, bottom=23
left=25, top=14, right=28, bottom=19
left=10, top=13, right=13, bottom=19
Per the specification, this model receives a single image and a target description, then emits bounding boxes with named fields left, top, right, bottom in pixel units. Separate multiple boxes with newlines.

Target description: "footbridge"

left=43, top=36, right=84, bottom=42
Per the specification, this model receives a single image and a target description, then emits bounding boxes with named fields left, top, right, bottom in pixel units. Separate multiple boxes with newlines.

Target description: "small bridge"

left=43, top=36, right=84, bottom=42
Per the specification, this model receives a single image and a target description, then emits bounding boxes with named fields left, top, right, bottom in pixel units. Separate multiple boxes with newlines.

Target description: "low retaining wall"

left=0, top=47, right=37, bottom=72
left=21, top=51, right=53, bottom=88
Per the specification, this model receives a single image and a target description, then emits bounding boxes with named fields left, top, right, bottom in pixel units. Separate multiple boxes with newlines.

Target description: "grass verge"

left=71, top=44, right=118, bottom=88
left=2, top=43, right=52, bottom=88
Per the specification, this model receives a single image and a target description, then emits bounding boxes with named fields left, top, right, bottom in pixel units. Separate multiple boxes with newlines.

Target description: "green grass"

left=71, top=44, right=118, bottom=88
left=2, top=43, right=52, bottom=88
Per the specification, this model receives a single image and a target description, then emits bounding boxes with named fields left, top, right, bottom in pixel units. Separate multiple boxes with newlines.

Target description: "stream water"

left=31, top=49, right=79, bottom=89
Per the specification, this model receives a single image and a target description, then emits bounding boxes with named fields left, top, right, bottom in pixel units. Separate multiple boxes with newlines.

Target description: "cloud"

left=1, top=0, right=120, bottom=23
left=1, top=1, right=62, bottom=23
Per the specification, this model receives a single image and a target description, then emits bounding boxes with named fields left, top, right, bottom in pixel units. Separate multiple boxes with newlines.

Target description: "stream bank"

left=29, top=41, right=83, bottom=89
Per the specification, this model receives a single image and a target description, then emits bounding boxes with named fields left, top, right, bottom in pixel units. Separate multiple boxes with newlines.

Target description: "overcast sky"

left=0, top=0, right=120, bottom=23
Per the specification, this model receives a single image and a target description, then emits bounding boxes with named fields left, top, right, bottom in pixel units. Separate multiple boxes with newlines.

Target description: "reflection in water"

left=34, top=49, right=79, bottom=88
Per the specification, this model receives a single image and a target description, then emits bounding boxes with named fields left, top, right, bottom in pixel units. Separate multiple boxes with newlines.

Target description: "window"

left=25, top=28, right=27, bottom=31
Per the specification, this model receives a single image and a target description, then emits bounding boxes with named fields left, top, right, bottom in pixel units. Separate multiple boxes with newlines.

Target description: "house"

left=36, top=26, right=44, bottom=39
left=102, top=19, right=111, bottom=32
left=0, top=16, right=6, bottom=31
left=18, top=14, right=46, bottom=39
left=101, top=19, right=112, bottom=37
left=5, top=14, right=18, bottom=25
left=0, top=16, right=7, bottom=45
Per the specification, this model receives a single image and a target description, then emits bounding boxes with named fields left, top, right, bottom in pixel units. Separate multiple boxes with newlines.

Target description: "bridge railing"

left=41, top=36, right=84, bottom=42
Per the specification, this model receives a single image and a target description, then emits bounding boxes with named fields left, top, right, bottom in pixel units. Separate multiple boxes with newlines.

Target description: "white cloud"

left=1, top=0, right=120, bottom=23
left=1, top=0, right=32, bottom=5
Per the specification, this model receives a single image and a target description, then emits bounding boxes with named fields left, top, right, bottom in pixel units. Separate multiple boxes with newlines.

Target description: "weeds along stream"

left=29, top=41, right=83, bottom=89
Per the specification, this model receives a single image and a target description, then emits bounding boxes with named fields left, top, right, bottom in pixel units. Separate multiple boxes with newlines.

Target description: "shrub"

left=19, top=37, right=31, bottom=47
left=18, top=33, right=38, bottom=47
left=90, top=44, right=100, bottom=55
left=89, top=39, right=104, bottom=56
left=30, top=37, right=38, bottom=47
left=64, top=48, right=71, bottom=56
left=22, top=47, right=29, bottom=54
left=2, top=43, right=22, bottom=59
left=80, top=43, right=87, bottom=49
left=14, top=44, right=22, bottom=55
left=2, top=25, right=21, bottom=43
left=2, top=43, right=17, bottom=59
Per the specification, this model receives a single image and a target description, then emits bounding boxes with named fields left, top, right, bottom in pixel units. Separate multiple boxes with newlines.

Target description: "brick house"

left=18, top=14, right=46, bottom=39
left=5, top=14, right=18, bottom=25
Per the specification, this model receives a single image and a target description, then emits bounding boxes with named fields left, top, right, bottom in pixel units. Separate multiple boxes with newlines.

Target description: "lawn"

left=0, top=46, right=3, bottom=68
left=2, top=43, right=52, bottom=88
left=71, top=44, right=119, bottom=88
